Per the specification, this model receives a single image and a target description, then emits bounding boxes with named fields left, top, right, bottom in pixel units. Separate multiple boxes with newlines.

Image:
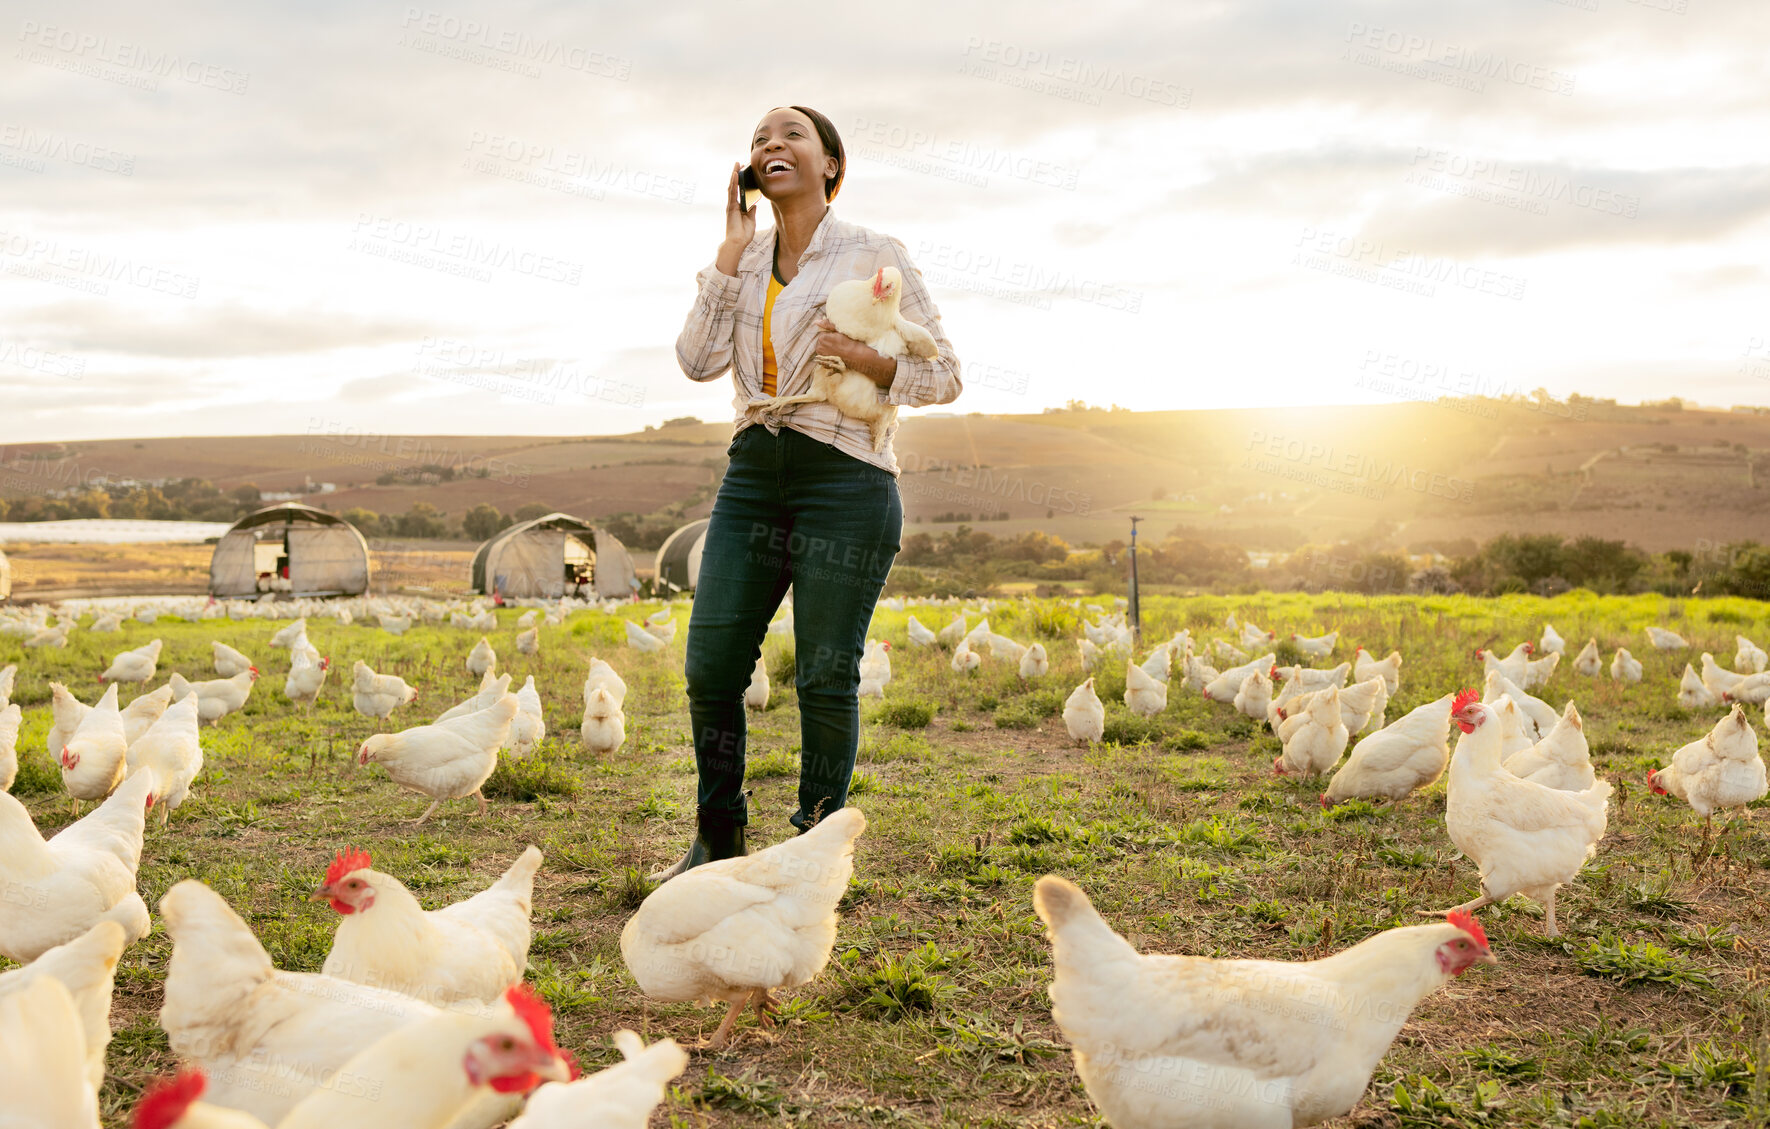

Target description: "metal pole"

left=1127, top=515, right=1143, bottom=644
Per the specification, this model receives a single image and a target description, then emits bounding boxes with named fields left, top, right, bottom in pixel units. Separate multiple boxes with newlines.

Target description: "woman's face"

left=750, top=108, right=833, bottom=205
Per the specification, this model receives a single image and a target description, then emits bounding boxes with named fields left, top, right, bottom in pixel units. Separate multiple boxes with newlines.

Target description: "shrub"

left=871, top=698, right=936, bottom=728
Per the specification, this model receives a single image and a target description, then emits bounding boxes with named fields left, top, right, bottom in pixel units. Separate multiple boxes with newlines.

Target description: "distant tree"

left=232, top=483, right=262, bottom=506
left=462, top=503, right=505, bottom=542
left=514, top=502, right=552, bottom=523
left=341, top=507, right=379, bottom=533
left=396, top=502, right=449, bottom=539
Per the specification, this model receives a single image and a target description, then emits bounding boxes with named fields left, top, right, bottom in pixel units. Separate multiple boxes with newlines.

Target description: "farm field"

left=3, top=590, right=1768, bottom=1127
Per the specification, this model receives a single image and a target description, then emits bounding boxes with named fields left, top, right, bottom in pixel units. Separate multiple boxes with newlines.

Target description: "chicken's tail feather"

left=493, top=844, right=544, bottom=894
left=1034, top=875, right=1139, bottom=968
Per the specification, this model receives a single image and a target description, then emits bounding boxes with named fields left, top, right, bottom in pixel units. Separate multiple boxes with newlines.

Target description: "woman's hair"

left=788, top=105, right=845, bottom=202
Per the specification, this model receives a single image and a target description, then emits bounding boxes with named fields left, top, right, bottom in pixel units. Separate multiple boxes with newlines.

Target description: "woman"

left=654, top=105, right=961, bottom=880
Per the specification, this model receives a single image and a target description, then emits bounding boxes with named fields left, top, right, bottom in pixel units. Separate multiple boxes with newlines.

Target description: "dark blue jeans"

left=685, top=425, right=903, bottom=830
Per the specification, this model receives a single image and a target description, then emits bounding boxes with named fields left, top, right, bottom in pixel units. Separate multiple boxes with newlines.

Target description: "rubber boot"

left=646, top=806, right=748, bottom=883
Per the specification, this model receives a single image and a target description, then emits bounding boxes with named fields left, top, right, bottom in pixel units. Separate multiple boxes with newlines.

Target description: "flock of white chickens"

left=1, top=591, right=1767, bottom=1128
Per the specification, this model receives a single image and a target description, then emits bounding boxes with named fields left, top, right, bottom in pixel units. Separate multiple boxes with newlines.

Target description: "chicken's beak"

left=534, top=1053, right=573, bottom=1083
left=308, top=886, right=332, bottom=904
left=1478, top=948, right=1499, bottom=965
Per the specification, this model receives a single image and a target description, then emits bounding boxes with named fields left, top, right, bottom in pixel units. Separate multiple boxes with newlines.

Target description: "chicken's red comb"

left=134, top=1069, right=206, bottom=1129
left=1450, top=689, right=1480, bottom=715
left=871, top=267, right=886, bottom=299
left=326, top=847, right=372, bottom=886
left=506, top=983, right=557, bottom=1052
left=1446, top=909, right=1488, bottom=949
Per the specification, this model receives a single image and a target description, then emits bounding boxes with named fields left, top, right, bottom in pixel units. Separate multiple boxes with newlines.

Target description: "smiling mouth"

left=763, top=159, right=794, bottom=175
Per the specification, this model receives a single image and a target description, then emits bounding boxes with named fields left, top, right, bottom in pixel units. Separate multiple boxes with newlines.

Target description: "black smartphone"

left=738, top=165, right=761, bottom=213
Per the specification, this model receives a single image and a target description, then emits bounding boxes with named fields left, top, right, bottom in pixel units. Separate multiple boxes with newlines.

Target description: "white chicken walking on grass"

left=1504, top=701, right=1593, bottom=792
left=212, top=640, right=254, bottom=677
left=1610, top=647, right=1643, bottom=682
left=466, top=636, right=497, bottom=677
left=581, top=684, right=626, bottom=756
left=1274, top=685, right=1347, bottom=778
left=509, top=675, right=546, bottom=758
left=351, top=659, right=418, bottom=721
left=124, top=692, right=203, bottom=822
left=624, top=619, right=667, bottom=653
left=1424, top=692, right=1612, bottom=937
left=1573, top=638, right=1602, bottom=677
left=621, top=806, right=866, bottom=1049
left=1123, top=661, right=1168, bottom=718
left=745, top=655, right=771, bottom=711
left=0, top=766, right=156, bottom=963
left=755, top=267, right=938, bottom=451
left=1735, top=634, right=1768, bottom=673
left=317, top=845, right=542, bottom=1006
left=60, top=682, right=128, bottom=810
left=357, top=693, right=518, bottom=824
left=1019, top=642, right=1049, bottom=680
left=507, top=1029, right=687, bottom=1129
left=1033, top=875, right=1494, bottom=1129
left=0, top=920, right=126, bottom=1093
left=1064, top=678, right=1105, bottom=745
left=1321, top=693, right=1456, bottom=807
left=1645, top=625, right=1688, bottom=651
left=1648, top=704, right=1767, bottom=853
left=100, top=638, right=161, bottom=683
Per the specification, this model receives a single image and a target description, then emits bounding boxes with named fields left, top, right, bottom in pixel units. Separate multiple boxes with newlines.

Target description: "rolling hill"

left=5, top=396, right=1768, bottom=554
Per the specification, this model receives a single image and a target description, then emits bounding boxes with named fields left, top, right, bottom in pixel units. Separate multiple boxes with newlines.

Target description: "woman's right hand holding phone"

left=715, top=163, right=755, bottom=277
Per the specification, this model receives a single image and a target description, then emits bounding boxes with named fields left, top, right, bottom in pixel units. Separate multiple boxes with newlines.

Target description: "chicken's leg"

left=1541, top=889, right=1560, bottom=938
left=754, top=988, right=781, bottom=1029
left=702, top=996, right=749, bottom=1051
left=410, top=798, right=444, bottom=826
left=474, top=790, right=488, bottom=817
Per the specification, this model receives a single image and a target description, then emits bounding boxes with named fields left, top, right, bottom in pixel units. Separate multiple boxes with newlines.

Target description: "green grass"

left=3, top=590, right=1769, bottom=1126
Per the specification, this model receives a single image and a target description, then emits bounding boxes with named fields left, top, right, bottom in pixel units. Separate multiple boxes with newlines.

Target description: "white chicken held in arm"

left=318, top=845, right=542, bottom=1006
left=755, top=267, right=938, bottom=452
left=1425, top=692, right=1612, bottom=937
left=357, top=693, right=517, bottom=824
left=621, top=807, right=866, bottom=1049
left=1033, top=875, right=1494, bottom=1129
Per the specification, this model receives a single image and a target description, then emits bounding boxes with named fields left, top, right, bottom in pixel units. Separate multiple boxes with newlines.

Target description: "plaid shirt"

left=675, top=208, right=962, bottom=475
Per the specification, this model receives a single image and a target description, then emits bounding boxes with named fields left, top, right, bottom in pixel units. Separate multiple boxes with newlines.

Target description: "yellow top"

left=761, top=270, right=785, bottom=396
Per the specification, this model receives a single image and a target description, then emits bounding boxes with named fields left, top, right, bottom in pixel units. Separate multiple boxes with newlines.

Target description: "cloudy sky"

left=3, top=0, right=1767, bottom=442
